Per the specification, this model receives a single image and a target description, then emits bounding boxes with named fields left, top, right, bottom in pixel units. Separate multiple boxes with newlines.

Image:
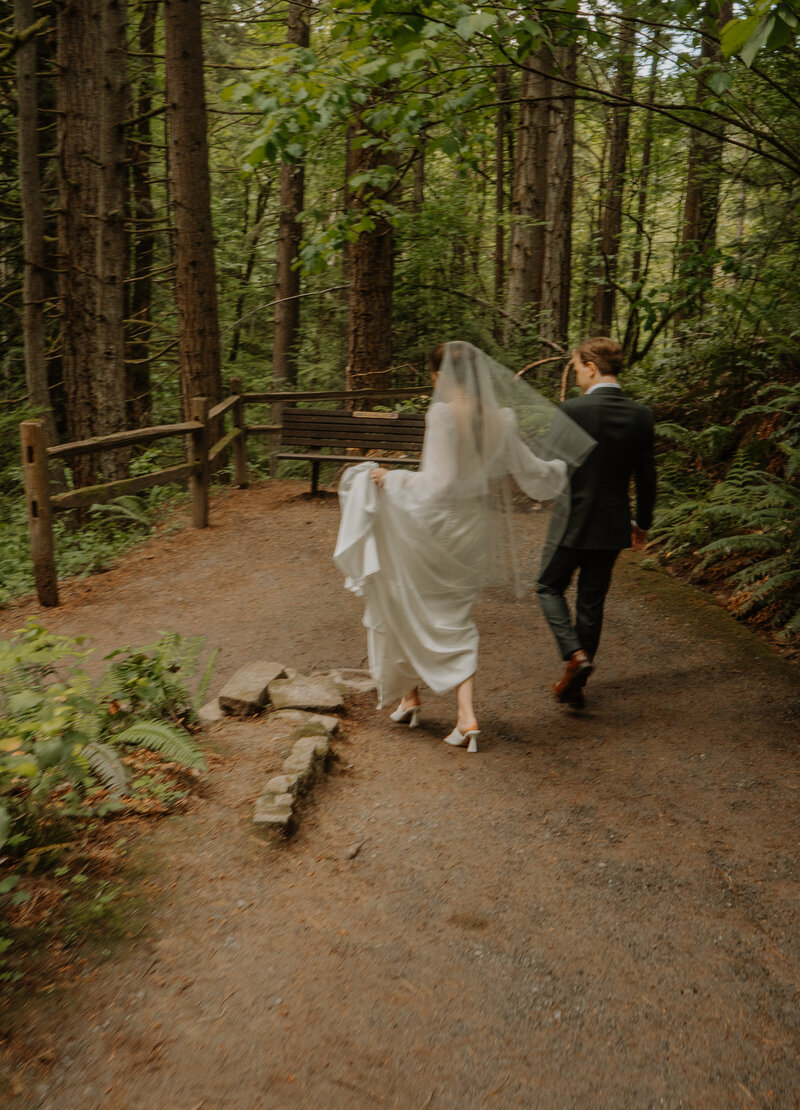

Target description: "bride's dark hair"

left=429, top=343, right=446, bottom=374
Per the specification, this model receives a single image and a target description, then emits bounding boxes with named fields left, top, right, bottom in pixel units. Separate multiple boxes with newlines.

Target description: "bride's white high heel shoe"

left=444, top=727, right=480, bottom=753
left=389, top=702, right=420, bottom=728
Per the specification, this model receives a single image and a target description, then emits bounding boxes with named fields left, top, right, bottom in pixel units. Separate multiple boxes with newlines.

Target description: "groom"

left=537, top=337, right=656, bottom=709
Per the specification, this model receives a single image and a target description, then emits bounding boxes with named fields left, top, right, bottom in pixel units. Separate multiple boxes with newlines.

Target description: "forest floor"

left=0, top=479, right=798, bottom=1110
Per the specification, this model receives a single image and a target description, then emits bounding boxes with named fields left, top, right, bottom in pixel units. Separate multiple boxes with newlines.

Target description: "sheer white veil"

left=426, top=341, right=595, bottom=594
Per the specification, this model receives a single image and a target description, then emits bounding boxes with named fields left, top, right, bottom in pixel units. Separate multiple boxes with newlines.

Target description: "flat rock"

left=198, top=698, right=224, bottom=725
left=282, top=735, right=330, bottom=794
left=267, top=675, right=344, bottom=713
left=264, top=773, right=300, bottom=797
left=253, top=791, right=294, bottom=839
left=219, top=661, right=287, bottom=717
left=312, top=668, right=376, bottom=696
left=269, top=709, right=339, bottom=736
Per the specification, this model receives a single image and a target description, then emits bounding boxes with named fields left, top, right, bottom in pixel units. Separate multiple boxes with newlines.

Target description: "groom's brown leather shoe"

left=554, top=650, right=594, bottom=706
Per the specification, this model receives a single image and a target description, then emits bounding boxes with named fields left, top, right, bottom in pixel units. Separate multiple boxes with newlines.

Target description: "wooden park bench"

left=275, top=406, right=426, bottom=494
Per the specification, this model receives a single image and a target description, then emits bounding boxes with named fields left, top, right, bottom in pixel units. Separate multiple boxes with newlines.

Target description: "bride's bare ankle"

left=457, top=719, right=479, bottom=734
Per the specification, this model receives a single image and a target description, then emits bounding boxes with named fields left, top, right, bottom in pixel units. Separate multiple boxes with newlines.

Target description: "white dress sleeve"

left=381, top=403, right=457, bottom=510
left=501, top=409, right=568, bottom=501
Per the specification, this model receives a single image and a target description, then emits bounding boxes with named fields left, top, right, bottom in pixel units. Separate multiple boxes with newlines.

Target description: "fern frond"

left=731, top=554, right=795, bottom=587
left=696, top=533, right=781, bottom=568
left=195, top=648, right=219, bottom=709
left=781, top=608, right=800, bottom=635
left=115, top=720, right=206, bottom=771
left=84, top=742, right=128, bottom=795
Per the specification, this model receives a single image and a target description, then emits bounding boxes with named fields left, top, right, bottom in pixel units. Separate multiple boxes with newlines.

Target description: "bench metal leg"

left=311, top=459, right=320, bottom=496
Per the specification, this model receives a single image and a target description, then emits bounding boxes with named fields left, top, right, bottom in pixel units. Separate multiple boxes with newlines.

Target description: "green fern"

left=83, top=743, right=128, bottom=795
left=656, top=445, right=799, bottom=635
left=114, top=720, right=206, bottom=771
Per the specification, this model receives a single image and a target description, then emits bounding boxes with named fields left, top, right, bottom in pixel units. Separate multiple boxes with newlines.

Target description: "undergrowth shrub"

left=646, top=371, right=800, bottom=641
left=0, top=622, right=216, bottom=857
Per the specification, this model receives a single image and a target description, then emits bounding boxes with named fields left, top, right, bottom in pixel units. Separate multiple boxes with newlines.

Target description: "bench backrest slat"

left=281, top=407, right=425, bottom=451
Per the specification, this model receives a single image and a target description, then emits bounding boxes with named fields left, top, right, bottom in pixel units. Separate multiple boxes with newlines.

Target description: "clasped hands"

left=371, top=467, right=388, bottom=489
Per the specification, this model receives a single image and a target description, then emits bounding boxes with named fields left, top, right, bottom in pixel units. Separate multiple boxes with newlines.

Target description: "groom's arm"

left=633, top=410, right=656, bottom=534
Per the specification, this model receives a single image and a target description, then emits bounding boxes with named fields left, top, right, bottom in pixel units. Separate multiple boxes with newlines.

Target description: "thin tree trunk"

left=592, top=7, right=636, bottom=336
left=126, top=0, right=158, bottom=426
left=164, top=0, right=222, bottom=413
left=675, top=1, right=733, bottom=329
left=96, top=0, right=129, bottom=476
left=623, top=43, right=660, bottom=359
left=493, top=64, right=507, bottom=339
left=540, top=44, right=576, bottom=351
left=412, top=144, right=425, bottom=211
left=15, top=0, right=58, bottom=447
left=230, top=180, right=270, bottom=362
left=505, top=49, right=550, bottom=345
left=272, top=0, right=310, bottom=391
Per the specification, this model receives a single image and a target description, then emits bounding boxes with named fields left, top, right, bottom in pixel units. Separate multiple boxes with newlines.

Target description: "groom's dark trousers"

left=538, top=385, right=656, bottom=661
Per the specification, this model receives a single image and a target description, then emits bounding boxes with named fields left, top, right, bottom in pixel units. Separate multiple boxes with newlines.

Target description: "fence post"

left=20, top=420, right=59, bottom=606
left=230, top=376, right=248, bottom=488
left=190, top=396, right=210, bottom=528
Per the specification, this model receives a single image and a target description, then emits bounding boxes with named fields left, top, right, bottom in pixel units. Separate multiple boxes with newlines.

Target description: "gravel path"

left=1, top=480, right=798, bottom=1109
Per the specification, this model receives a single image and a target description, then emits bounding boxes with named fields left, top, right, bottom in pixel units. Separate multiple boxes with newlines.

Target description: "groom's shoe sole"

left=553, top=650, right=593, bottom=705
left=564, top=687, right=586, bottom=710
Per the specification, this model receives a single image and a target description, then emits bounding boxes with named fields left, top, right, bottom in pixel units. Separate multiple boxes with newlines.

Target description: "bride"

left=333, top=341, right=594, bottom=752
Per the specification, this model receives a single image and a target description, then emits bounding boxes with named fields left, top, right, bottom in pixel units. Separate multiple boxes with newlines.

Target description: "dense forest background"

left=1, top=0, right=798, bottom=642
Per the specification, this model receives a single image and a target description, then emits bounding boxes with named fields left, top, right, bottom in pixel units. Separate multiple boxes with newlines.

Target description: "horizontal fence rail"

left=20, top=376, right=427, bottom=606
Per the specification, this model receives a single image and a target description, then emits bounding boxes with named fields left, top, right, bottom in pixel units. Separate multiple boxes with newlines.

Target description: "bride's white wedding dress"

left=334, top=393, right=574, bottom=708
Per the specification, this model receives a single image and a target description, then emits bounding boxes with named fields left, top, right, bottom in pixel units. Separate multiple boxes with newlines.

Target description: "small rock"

left=312, top=668, right=376, bottom=696
left=198, top=697, right=225, bottom=725
left=267, top=675, right=344, bottom=713
left=346, top=840, right=365, bottom=860
left=282, top=735, right=329, bottom=793
left=264, top=773, right=301, bottom=797
left=269, top=709, right=339, bottom=736
left=253, top=791, right=294, bottom=839
left=219, top=661, right=287, bottom=716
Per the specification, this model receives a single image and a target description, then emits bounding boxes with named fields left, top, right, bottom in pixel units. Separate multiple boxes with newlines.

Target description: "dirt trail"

left=1, top=481, right=798, bottom=1109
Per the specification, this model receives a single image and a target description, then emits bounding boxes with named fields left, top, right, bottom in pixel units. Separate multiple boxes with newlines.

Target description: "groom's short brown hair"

left=577, top=337, right=623, bottom=377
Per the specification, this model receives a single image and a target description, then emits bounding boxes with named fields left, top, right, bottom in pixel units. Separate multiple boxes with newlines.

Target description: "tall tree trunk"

left=57, top=0, right=103, bottom=486
left=164, top=0, right=222, bottom=413
left=96, top=0, right=129, bottom=476
left=505, top=49, right=550, bottom=346
left=346, top=99, right=396, bottom=392
left=675, top=1, right=733, bottom=328
left=15, top=0, right=58, bottom=447
left=540, top=44, right=576, bottom=351
left=493, top=64, right=507, bottom=340
left=126, top=0, right=158, bottom=425
left=623, top=43, right=660, bottom=359
left=591, top=7, right=635, bottom=336
left=272, top=0, right=310, bottom=391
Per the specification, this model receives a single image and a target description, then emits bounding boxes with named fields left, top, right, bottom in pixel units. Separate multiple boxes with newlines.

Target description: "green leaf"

left=707, top=71, right=733, bottom=96
left=741, top=14, right=776, bottom=66
left=8, top=691, right=42, bottom=715
left=0, top=808, right=10, bottom=851
left=720, top=14, right=759, bottom=58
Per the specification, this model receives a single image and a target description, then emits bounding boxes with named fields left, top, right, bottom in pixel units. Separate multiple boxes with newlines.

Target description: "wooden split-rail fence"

left=20, top=381, right=425, bottom=607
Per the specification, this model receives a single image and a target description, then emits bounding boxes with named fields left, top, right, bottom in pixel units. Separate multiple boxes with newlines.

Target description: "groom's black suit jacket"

left=558, top=385, right=656, bottom=551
